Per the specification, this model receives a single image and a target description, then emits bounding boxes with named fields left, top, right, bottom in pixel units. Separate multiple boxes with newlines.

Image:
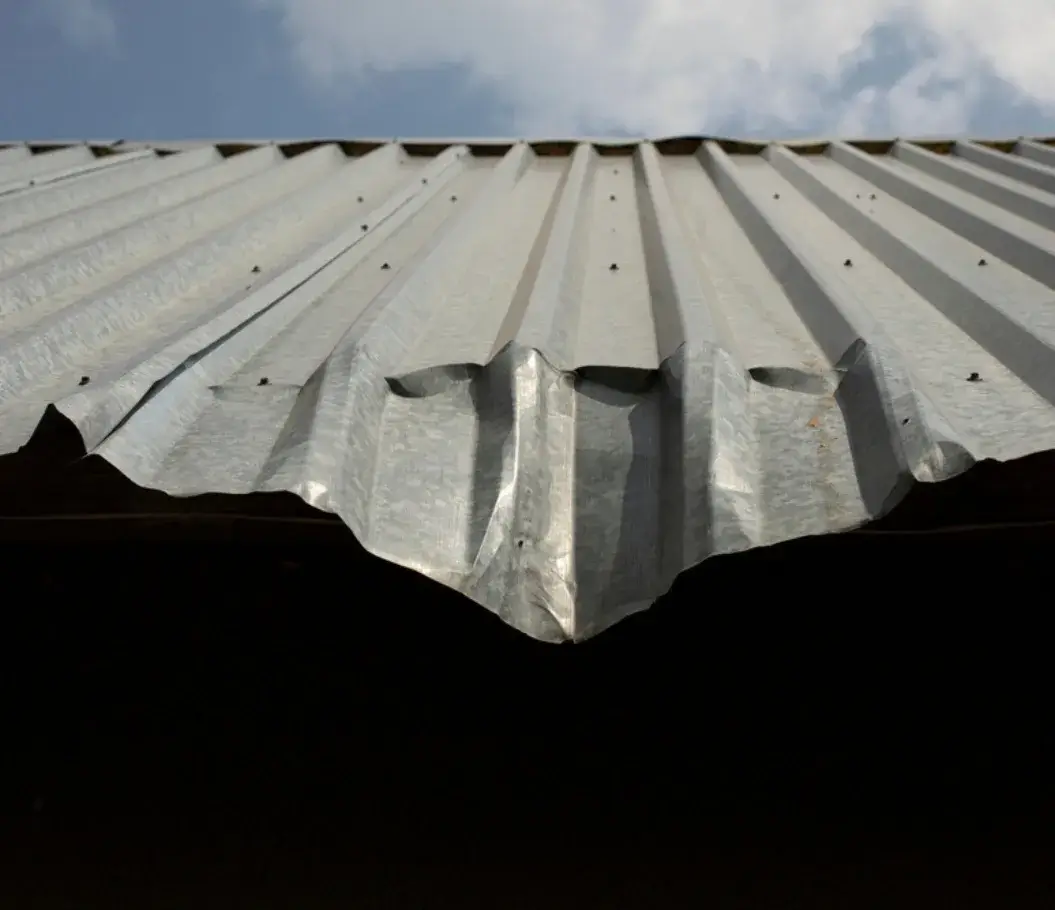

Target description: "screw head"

left=78, top=375, right=90, bottom=386
left=843, top=258, right=853, bottom=267
left=258, top=377, right=270, bottom=386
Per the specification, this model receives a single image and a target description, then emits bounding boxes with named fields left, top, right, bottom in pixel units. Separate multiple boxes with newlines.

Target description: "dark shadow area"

left=385, top=363, right=484, bottom=398
left=748, top=365, right=832, bottom=395
left=3, top=413, right=1055, bottom=905
left=3, top=530, right=1055, bottom=907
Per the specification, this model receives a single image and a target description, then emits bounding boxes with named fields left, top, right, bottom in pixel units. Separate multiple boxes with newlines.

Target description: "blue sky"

left=3, top=0, right=1054, bottom=140
left=3, top=0, right=514, bottom=138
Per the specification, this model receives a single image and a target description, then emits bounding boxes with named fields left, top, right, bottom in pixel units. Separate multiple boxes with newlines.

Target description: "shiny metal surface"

left=3, top=137, right=1055, bottom=640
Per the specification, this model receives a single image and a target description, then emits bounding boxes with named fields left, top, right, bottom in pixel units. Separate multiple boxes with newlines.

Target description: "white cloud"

left=253, top=0, right=1055, bottom=135
left=40, top=0, right=118, bottom=52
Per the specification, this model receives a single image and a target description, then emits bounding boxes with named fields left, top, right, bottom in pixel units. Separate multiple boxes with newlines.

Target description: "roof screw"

left=450, top=195, right=458, bottom=202
left=773, top=193, right=780, bottom=199
left=855, top=194, right=861, bottom=199
left=614, top=169, right=619, bottom=174
left=78, top=375, right=90, bottom=386
left=609, top=263, right=619, bottom=272
left=28, top=179, right=35, bottom=186
left=870, top=193, right=876, bottom=200
left=978, top=258, right=988, bottom=266
left=609, top=194, right=616, bottom=201
left=258, top=377, right=270, bottom=386
left=966, top=372, right=982, bottom=382
left=381, top=262, right=391, bottom=270
left=843, top=258, right=853, bottom=267
left=421, top=178, right=428, bottom=184
left=361, top=224, right=368, bottom=231
left=251, top=265, right=261, bottom=274
left=357, top=196, right=364, bottom=203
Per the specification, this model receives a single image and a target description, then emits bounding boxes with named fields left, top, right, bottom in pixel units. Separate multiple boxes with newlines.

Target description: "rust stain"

left=807, top=416, right=820, bottom=428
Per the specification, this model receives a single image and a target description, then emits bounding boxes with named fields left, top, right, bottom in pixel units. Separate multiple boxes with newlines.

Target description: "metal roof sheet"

left=3, top=136, right=1055, bottom=641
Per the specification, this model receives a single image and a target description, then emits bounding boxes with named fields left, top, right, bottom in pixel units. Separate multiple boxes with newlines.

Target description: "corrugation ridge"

left=350, top=144, right=535, bottom=373
left=633, top=142, right=759, bottom=565
left=767, top=146, right=1055, bottom=413
left=659, top=154, right=827, bottom=373
left=459, top=149, right=592, bottom=636
left=751, top=148, right=980, bottom=474
left=829, top=142, right=1055, bottom=290
left=0, top=145, right=95, bottom=186
left=462, top=344, right=577, bottom=641
left=244, top=147, right=570, bottom=635
left=0, top=149, right=156, bottom=199
left=894, top=141, right=1055, bottom=231
left=0, top=147, right=217, bottom=240
left=62, top=149, right=474, bottom=505
left=323, top=145, right=538, bottom=591
left=1016, top=140, right=1055, bottom=168
left=635, top=142, right=735, bottom=356
left=0, top=146, right=278, bottom=275
left=700, top=143, right=860, bottom=365
left=230, top=154, right=480, bottom=389
left=955, top=141, right=1055, bottom=196
left=390, top=153, right=568, bottom=371
left=373, top=139, right=764, bottom=638
left=570, top=156, right=659, bottom=369
left=454, top=144, right=599, bottom=636
left=336, top=145, right=620, bottom=638
left=46, top=147, right=472, bottom=468
left=0, top=145, right=336, bottom=333
left=0, top=146, right=416, bottom=420
left=703, top=142, right=929, bottom=517
left=498, top=143, right=595, bottom=366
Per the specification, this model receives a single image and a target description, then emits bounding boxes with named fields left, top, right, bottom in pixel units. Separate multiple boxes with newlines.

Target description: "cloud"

left=40, top=0, right=118, bottom=52
left=252, top=0, right=1055, bottom=136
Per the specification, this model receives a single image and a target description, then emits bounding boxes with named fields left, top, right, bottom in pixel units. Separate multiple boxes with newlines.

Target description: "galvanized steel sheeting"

left=2, top=137, right=1055, bottom=640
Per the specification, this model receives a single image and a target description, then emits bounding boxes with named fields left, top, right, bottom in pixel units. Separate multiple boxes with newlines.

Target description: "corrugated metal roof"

left=3, top=136, right=1055, bottom=641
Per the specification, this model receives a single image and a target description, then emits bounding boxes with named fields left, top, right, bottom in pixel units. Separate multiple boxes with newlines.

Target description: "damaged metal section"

left=2, top=137, right=1055, bottom=640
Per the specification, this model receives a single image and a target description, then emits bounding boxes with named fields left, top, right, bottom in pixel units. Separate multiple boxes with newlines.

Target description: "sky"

left=2, top=0, right=1054, bottom=140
